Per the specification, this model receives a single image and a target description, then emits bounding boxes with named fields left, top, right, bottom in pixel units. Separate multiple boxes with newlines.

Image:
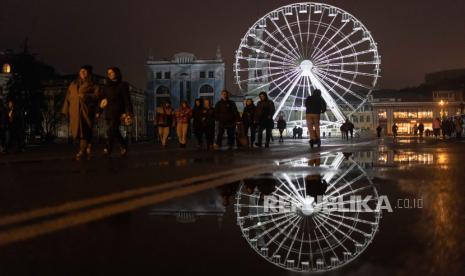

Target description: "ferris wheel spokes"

left=235, top=2, right=379, bottom=133
left=273, top=73, right=304, bottom=120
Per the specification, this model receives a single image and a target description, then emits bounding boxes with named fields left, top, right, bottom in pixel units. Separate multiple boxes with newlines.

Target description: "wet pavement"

left=1, top=137, right=465, bottom=275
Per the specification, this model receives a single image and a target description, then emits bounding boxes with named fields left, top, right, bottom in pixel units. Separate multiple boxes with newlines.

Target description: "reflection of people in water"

left=305, top=175, right=328, bottom=203
left=243, top=176, right=277, bottom=199
left=217, top=182, right=239, bottom=206
left=306, top=155, right=327, bottom=203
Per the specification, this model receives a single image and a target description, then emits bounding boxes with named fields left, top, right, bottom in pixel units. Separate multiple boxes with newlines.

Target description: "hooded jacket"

left=305, top=95, right=327, bottom=114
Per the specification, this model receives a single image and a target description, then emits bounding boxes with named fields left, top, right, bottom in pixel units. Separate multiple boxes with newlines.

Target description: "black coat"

left=241, top=105, right=256, bottom=126
left=101, top=81, right=133, bottom=120
left=200, top=107, right=215, bottom=129
left=214, top=99, right=240, bottom=127
left=305, top=95, right=327, bottom=114
left=0, top=105, right=6, bottom=130
left=255, top=100, right=276, bottom=127
left=277, top=119, right=287, bottom=130
left=192, top=107, right=203, bottom=130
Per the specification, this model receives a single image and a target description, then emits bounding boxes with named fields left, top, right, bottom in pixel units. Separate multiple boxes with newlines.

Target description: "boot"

left=309, top=139, right=314, bottom=149
left=316, top=139, right=321, bottom=147
left=75, top=151, right=84, bottom=161
left=86, top=144, right=92, bottom=160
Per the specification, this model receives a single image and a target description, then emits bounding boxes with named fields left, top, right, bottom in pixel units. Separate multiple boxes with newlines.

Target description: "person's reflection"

left=242, top=177, right=276, bottom=248
left=216, top=182, right=239, bottom=207
left=308, top=156, right=321, bottom=167
left=306, top=155, right=327, bottom=203
left=243, top=176, right=277, bottom=199
left=343, top=152, right=353, bottom=160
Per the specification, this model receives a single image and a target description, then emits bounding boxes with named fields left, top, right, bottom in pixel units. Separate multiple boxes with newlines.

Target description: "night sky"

left=1, top=0, right=464, bottom=91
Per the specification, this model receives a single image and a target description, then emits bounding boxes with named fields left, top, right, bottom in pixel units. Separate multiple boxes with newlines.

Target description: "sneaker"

left=86, top=145, right=92, bottom=160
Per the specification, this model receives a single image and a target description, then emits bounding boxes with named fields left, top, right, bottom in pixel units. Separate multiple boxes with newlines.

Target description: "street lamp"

left=438, top=99, right=448, bottom=119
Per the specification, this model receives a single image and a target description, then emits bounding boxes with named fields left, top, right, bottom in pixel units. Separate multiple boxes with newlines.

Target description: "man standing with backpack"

left=305, top=89, right=327, bottom=148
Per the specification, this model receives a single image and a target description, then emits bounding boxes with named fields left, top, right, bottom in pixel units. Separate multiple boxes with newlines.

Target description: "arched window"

left=2, top=63, right=11, bottom=74
left=156, top=86, right=170, bottom=96
left=199, top=85, right=214, bottom=95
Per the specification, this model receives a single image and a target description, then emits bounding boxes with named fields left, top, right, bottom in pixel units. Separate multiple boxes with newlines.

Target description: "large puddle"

left=1, top=149, right=464, bottom=275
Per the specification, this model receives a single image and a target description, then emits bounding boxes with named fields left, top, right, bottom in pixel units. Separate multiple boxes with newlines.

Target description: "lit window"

left=394, top=112, right=408, bottom=119
left=2, top=63, right=11, bottom=74
left=378, top=110, right=387, bottom=120
left=408, top=111, right=417, bottom=119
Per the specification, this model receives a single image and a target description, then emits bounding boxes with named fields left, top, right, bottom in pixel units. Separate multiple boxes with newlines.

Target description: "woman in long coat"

left=62, top=65, right=100, bottom=160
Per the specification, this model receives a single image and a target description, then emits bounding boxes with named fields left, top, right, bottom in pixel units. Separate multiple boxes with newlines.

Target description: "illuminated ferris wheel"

left=234, top=153, right=381, bottom=272
left=234, top=2, right=381, bottom=128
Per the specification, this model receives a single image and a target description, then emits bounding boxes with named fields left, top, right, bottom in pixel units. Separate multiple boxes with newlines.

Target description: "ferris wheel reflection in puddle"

left=235, top=152, right=381, bottom=272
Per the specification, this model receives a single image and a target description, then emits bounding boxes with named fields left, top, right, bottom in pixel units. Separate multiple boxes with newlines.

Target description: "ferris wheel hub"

left=300, top=59, right=314, bottom=77
left=299, top=196, right=315, bottom=216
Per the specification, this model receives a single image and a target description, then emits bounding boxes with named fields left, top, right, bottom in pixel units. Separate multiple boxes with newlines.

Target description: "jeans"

left=243, top=123, right=256, bottom=146
left=216, top=125, right=235, bottom=147
left=158, top=126, right=170, bottom=146
left=105, top=119, right=127, bottom=153
left=257, top=125, right=272, bottom=146
left=176, top=123, right=189, bottom=145
left=306, top=114, right=321, bottom=140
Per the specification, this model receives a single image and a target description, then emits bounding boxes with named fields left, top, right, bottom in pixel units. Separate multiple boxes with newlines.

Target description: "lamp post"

left=439, top=100, right=447, bottom=119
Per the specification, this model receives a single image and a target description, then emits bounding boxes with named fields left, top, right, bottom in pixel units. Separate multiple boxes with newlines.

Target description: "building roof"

left=146, top=52, right=224, bottom=65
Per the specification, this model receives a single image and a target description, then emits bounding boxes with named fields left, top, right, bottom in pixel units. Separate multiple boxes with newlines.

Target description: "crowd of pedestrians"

left=4, top=69, right=464, bottom=160
left=375, top=116, right=464, bottom=141
left=152, top=89, right=332, bottom=151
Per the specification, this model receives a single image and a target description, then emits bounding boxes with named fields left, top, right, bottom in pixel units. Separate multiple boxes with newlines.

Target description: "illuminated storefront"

left=372, top=89, right=464, bottom=135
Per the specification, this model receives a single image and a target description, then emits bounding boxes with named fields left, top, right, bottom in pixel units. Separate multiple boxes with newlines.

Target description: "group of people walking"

left=433, top=116, right=464, bottom=139
left=383, top=116, right=464, bottom=140
left=155, top=90, right=280, bottom=150
left=154, top=89, right=329, bottom=150
left=61, top=65, right=133, bottom=160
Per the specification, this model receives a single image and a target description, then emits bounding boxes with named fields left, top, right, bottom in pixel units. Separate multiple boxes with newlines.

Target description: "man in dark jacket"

left=305, top=89, right=327, bottom=148
left=214, top=90, right=240, bottom=149
left=5, top=99, right=25, bottom=153
left=346, top=119, right=355, bottom=139
left=100, top=67, right=133, bottom=157
left=254, top=91, right=276, bottom=148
